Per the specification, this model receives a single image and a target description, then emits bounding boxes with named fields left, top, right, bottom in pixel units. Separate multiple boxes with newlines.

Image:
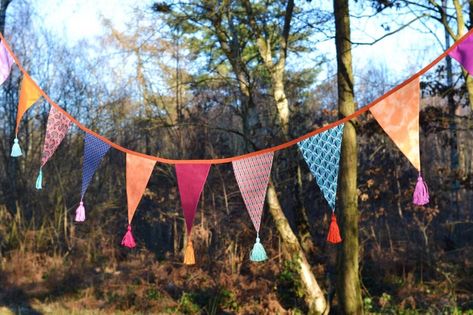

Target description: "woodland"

left=0, top=0, right=473, bottom=314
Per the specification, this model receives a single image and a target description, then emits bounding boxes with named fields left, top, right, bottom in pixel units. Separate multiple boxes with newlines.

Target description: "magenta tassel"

left=121, top=224, right=136, bottom=248
left=75, top=201, right=85, bottom=222
left=413, top=175, right=429, bottom=206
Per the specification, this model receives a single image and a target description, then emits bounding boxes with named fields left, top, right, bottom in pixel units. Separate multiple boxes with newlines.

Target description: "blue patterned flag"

left=75, top=133, right=110, bottom=222
left=298, top=124, right=345, bottom=243
left=298, top=124, right=345, bottom=209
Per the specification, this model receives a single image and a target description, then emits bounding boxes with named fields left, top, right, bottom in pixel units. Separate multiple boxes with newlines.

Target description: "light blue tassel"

left=35, top=168, right=43, bottom=190
left=10, top=138, right=22, bottom=157
left=250, top=235, right=268, bottom=262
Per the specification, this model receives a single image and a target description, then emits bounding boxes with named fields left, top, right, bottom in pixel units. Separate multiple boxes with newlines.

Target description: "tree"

left=334, top=0, right=363, bottom=314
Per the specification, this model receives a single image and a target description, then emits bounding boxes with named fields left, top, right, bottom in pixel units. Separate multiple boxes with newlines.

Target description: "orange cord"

left=1, top=29, right=472, bottom=165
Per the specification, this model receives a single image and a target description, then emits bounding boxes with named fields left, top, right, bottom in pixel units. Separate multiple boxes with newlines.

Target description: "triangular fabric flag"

left=11, top=75, right=42, bottom=157
left=175, top=163, right=211, bottom=265
left=369, top=77, right=429, bottom=205
left=121, top=153, right=156, bottom=248
left=75, top=133, right=111, bottom=222
left=36, top=106, right=71, bottom=189
left=449, top=33, right=473, bottom=75
left=0, top=41, right=14, bottom=85
left=298, top=124, right=344, bottom=244
left=232, top=152, right=273, bottom=262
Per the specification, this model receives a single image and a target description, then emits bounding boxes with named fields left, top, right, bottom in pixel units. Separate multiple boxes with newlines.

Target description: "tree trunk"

left=333, top=0, right=363, bottom=314
left=267, top=181, right=328, bottom=315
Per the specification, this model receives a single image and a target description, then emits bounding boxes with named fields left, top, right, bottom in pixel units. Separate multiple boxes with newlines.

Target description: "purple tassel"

left=413, top=174, right=429, bottom=206
left=75, top=201, right=85, bottom=222
left=121, top=224, right=136, bottom=248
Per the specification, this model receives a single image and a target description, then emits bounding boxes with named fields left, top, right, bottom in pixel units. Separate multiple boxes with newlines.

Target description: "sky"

left=6, top=0, right=455, bottom=97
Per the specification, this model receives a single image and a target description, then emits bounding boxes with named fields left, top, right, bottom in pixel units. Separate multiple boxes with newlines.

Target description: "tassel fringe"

left=35, top=168, right=43, bottom=190
left=250, top=236, right=268, bottom=262
left=10, top=138, right=22, bottom=157
left=121, top=224, right=136, bottom=248
left=75, top=201, right=85, bottom=222
left=327, top=212, right=342, bottom=244
left=413, top=174, right=429, bottom=206
left=183, top=239, right=195, bottom=265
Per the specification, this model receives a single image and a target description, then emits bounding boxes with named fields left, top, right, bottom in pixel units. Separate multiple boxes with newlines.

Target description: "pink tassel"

left=121, top=224, right=136, bottom=248
left=75, top=201, right=85, bottom=222
left=327, top=212, right=342, bottom=244
left=413, top=174, right=429, bottom=206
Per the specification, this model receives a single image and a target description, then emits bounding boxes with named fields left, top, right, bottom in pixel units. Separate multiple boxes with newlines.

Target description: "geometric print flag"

left=36, top=106, right=71, bottom=190
left=232, top=152, right=274, bottom=262
left=75, top=133, right=111, bottom=222
left=369, top=77, right=429, bottom=206
left=298, top=124, right=344, bottom=244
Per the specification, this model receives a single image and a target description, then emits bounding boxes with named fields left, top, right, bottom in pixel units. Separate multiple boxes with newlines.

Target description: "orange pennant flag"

left=15, top=75, right=42, bottom=134
left=126, top=153, right=156, bottom=223
left=369, top=78, right=421, bottom=171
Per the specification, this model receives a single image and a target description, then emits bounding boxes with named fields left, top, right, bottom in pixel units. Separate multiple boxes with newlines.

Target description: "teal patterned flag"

left=297, top=124, right=345, bottom=210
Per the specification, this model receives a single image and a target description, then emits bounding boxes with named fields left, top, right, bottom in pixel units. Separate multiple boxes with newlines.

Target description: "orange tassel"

left=183, top=239, right=195, bottom=265
left=327, top=212, right=342, bottom=244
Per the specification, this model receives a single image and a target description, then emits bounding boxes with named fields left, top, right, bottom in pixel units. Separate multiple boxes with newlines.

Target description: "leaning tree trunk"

left=333, top=0, right=363, bottom=314
left=267, top=181, right=327, bottom=315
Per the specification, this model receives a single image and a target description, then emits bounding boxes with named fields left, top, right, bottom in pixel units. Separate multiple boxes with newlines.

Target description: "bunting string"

left=1, top=28, right=473, bottom=164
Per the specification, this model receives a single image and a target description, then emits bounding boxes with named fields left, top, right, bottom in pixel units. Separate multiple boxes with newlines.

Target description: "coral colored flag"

left=0, top=41, right=14, bottom=85
left=449, top=33, right=473, bottom=75
left=298, top=124, right=344, bottom=210
left=175, top=164, right=211, bottom=233
left=369, top=78, right=421, bottom=171
left=40, top=106, right=71, bottom=167
left=16, top=75, right=42, bottom=134
left=232, top=152, right=273, bottom=234
left=126, top=154, right=156, bottom=223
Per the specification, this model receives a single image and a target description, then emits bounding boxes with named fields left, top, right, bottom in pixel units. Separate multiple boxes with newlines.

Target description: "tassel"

left=327, top=212, right=342, bottom=244
left=75, top=201, right=85, bottom=222
left=413, top=174, right=429, bottom=206
left=250, top=235, right=268, bottom=262
left=121, top=224, right=136, bottom=248
left=10, top=138, right=22, bottom=157
left=183, top=239, right=195, bottom=265
left=35, top=168, right=43, bottom=190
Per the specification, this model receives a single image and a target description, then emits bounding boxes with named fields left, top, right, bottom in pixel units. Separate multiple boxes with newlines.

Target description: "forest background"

left=0, top=0, right=472, bottom=314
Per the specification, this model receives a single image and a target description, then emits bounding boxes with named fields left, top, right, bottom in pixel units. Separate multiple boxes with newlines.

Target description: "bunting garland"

left=36, top=106, right=71, bottom=189
left=5, top=27, right=472, bottom=264
left=75, top=133, right=111, bottom=222
left=232, top=152, right=273, bottom=261
left=298, top=124, right=344, bottom=244
left=175, top=164, right=211, bottom=265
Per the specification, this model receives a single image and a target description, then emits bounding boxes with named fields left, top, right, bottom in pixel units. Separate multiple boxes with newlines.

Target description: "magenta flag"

left=175, top=164, right=211, bottom=234
left=0, top=41, right=14, bottom=85
left=232, top=152, right=274, bottom=234
left=449, top=33, right=473, bottom=75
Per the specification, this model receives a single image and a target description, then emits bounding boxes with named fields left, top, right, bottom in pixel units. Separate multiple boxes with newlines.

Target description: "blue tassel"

left=10, top=138, right=22, bottom=157
left=35, top=168, right=43, bottom=190
left=250, top=235, right=268, bottom=262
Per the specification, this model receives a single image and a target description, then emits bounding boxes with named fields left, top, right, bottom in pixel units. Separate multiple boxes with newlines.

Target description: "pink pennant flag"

left=449, top=33, right=473, bottom=75
left=0, top=41, right=14, bottom=85
left=232, top=152, right=273, bottom=262
left=36, top=106, right=71, bottom=189
left=175, top=163, right=211, bottom=264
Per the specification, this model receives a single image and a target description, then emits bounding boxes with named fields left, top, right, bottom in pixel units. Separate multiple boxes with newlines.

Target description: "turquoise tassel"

left=250, top=235, right=268, bottom=262
left=35, top=168, right=43, bottom=190
left=10, top=138, right=22, bottom=157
